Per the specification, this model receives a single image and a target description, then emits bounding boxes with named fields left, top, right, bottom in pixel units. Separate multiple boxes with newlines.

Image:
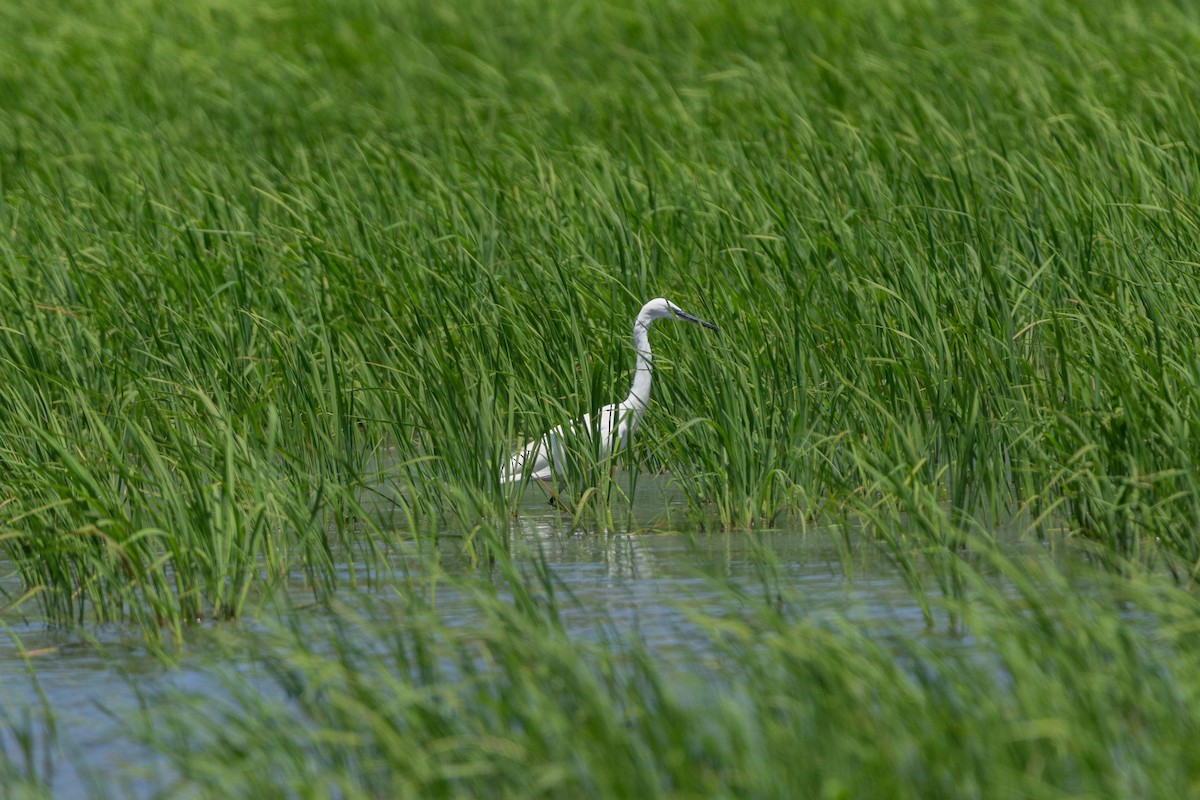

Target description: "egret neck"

left=501, top=297, right=717, bottom=486
left=624, top=311, right=655, bottom=416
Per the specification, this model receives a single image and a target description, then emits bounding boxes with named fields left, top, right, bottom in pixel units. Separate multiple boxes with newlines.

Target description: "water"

left=0, top=475, right=1081, bottom=796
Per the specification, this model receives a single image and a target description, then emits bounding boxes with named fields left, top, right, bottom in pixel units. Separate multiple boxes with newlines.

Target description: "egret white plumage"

left=501, top=298, right=717, bottom=485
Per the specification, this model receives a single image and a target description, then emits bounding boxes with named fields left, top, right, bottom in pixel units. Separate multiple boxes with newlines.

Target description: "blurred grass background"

left=3, top=0, right=1200, bottom=793
left=3, top=0, right=1200, bottom=625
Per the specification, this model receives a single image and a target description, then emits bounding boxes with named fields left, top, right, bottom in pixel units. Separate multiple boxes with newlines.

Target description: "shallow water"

left=0, top=475, right=1082, bottom=796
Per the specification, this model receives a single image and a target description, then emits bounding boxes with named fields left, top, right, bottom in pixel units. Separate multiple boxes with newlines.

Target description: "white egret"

left=501, top=298, right=718, bottom=486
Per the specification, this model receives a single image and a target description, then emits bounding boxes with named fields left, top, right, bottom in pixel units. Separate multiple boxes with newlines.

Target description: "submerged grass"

left=0, top=707, right=51, bottom=800
left=99, top=546, right=1200, bottom=799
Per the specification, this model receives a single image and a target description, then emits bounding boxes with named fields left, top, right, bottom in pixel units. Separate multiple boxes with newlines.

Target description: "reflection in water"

left=0, top=474, right=934, bottom=798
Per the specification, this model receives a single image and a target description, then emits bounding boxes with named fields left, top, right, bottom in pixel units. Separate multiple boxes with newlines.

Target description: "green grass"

left=106, top=547, right=1200, bottom=799
left=3, top=0, right=1200, bottom=793
left=4, top=0, right=1200, bottom=626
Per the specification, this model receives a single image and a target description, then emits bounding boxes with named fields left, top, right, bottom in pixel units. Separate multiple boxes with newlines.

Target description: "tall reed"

left=2, top=0, right=1200, bottom=629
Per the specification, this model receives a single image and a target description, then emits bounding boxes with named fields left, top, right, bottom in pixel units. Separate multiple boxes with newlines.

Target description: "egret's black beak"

left=675, top=309, right=719, bottom=331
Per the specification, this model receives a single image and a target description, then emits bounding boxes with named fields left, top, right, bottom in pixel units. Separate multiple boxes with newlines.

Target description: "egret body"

left=502, top=298, right=717, bottom=485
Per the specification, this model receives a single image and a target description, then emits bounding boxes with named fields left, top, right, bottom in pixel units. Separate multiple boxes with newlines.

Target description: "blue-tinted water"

left=0, top=475, right=1065, bottom=797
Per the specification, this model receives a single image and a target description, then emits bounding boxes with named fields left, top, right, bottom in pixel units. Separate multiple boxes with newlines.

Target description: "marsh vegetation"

left=2, top=0, right=1200, bottom=795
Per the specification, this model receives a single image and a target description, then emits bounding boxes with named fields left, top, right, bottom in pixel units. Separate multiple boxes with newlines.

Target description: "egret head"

left=640, top=298, right=719, bottom=331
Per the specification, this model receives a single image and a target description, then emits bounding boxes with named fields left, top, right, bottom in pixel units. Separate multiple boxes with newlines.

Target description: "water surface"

left=0, top=474, right=1082, bottom=796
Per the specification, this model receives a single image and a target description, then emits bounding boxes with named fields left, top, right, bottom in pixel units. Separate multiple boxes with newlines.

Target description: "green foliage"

left=0, top=0, right=1199, bottom=734
left=116, top=549, right=1200, bottom=799
left=4, top=1, right=1200, bottom=793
